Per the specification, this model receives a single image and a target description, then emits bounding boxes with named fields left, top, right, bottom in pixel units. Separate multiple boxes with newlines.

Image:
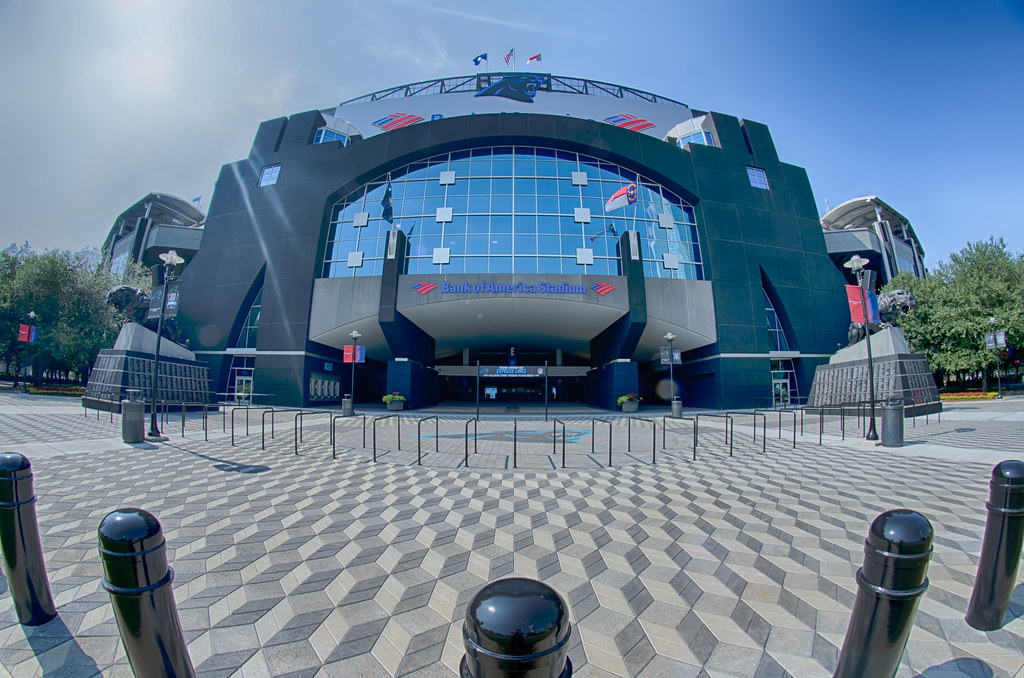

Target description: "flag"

left=192, top=195, right=202, bottom=209
left=30, top=326, right=39, bottom=343
left=589, top=223, right=618, bottom=241
left=846, top=285, right=881, bottom=324
left=381, top=182, right=393, bottom=224
left=865, top=290, right=880, bottom=324
left=18, top=324, right=30, bottom=342
left=504, top=48, right=514, bottom=65
left=604, top=183, right=637, bottom=212
left=527, top=53, right=541, bottom=63
left=472, top=53, right=487, bottom=66
left=343, top=345, right=365, bottom=364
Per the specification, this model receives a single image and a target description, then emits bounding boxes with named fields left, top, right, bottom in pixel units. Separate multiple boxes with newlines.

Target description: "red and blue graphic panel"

left=604, top=113, right=655, bottom=132
left=412, top=281, right=437, bottom=295
left=371, top=112, right=425, bottom=131
left=591, top=282, right=616, bottom=296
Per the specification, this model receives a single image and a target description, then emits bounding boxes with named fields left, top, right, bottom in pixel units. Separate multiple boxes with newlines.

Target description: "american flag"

left=504, top=48, right=514, bottom=65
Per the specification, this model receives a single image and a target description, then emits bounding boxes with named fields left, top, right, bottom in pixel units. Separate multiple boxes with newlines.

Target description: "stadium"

left=172, top=72, right=850, bottom=410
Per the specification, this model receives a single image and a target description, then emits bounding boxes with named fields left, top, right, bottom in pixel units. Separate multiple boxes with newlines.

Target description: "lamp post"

left=990, top=317, right=1003, bottom=400
left=147, top=250, right=184, bottom=440
left=844, top=254, right=878, bottom=441
left=664, top=332, right=677, bottom=403
left=349, top=330, right=361, bottom=409
left=21, top=311, right=36, bottom=393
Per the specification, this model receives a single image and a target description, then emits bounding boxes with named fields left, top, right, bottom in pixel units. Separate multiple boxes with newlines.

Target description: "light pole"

left=990, top=317, right=1003, bottom=400
left=21, top=311, right=36, bottom=393
left=664, top=332, right=677, bottom=403
left=349, top=330, right=361, bottom=409
left=844, top=254, right=878, bottom=441
left=147, top=250, right=184, bottom=440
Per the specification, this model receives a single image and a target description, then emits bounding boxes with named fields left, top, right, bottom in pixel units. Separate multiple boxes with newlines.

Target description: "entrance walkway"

left=1, top=393, right=1024, bottom=676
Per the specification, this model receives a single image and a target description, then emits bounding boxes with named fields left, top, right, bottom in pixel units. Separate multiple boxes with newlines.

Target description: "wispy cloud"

left=389, top=0, right=580, bottom=37
left=367, top=30, right=456, bottom=74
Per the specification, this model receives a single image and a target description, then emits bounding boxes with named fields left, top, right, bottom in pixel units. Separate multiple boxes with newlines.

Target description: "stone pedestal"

left=807, top=327, right=940, bottom=415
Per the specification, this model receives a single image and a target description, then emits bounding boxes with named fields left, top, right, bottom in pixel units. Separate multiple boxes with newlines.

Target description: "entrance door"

left=235, top=376, right=253, bottom=404
left=772, top=379, right=790, bottom=407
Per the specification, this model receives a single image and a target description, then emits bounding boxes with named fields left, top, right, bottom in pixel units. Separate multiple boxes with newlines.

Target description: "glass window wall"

left=321, top=146, right=705, bottom=280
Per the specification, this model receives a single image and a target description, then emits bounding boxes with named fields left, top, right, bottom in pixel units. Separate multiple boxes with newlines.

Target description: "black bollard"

left=0, top=452, right=57, bottom=626
left=98, top=508, right=196, bottom=678
left=833, top=509, right=933, bottom=678
left=461, top=577, right=573, bottom=678
left=966, top=460, right=1024, bottom=631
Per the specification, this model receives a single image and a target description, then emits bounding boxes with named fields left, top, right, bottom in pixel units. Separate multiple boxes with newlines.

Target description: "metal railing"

left=372, top=415, right=401, bottom=462
left=261, top=408, right=301, bottom=450
left=627, top=417, right=656, bottom=462
left=591, top=418, right=612, bottom=466
left=662, top=416, right=696, bottom=460
left=294, top=410, right=331, bottom=454
left=695, top=413, right=734, bottom=456
left=332, top=413, right=365, bottom=459
left=417, top=416, right=438, bottom=465
left=551, top=419, right=568, bottom=468
left=464, top=418, right=478, bottom=467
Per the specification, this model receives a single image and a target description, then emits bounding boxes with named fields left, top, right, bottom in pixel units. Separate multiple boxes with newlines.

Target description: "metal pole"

left=460, top=578, right=573, bottom=678
left=475, top=360, right=480, bottom=420
left=966, top=460, right=1024, bottom=630
left=148, top=269, right=169, bottom=438
left=992, top=319, right=1003, bottom=400
left=859, top=271, right=878, bottom=441
left=544, top=360, right=549, bottom=422
left=668, top=336, right=674, bottom=402
left=0, top=453, right=56, bottom=625
left=350, top=336, right=358, bottom=408
left=833, top=509, right=933, bottom=678
left=98, top=508, right=196, bottom=677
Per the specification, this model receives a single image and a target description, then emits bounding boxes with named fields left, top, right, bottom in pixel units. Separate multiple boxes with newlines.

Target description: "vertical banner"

left=865, top=290, right=880, bottom=324
left=164, top=282, right=181, bottom=318
left=148, top=285, right=165, bottom=320
left=845, top=285, right=864, bottom=323
left=30, top=326, right=39, bottom=343
left=17, top=324, right=30, bottom=342
left=343, top=345, right=366, bottom=364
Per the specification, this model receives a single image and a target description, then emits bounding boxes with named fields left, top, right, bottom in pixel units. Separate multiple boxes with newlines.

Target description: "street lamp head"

left=664, top=332, right=676, bottom=342
left=159, top=250, right=185, bottom=267
left=27, top=310, right=36, bottom=319
left=843, top=254, right=870, bottom=273
left=350, top=330, right=362, bottom=340
left=990, top=317, right=997, bottom=327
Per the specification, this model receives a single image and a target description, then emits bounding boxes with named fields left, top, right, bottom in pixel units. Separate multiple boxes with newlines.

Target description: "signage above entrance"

left=414, top=280, right=615, bottom=296
left=479, top=366, right=547, bottom=378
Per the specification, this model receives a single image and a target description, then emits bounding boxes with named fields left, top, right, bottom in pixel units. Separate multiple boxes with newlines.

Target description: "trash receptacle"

left=341, top=395, right=353, bottom=417
left=881, top=401, right=904, bottom=447
left=671, top=397, right=683, bottom=418
left=121, top=390, right=145, bottom=444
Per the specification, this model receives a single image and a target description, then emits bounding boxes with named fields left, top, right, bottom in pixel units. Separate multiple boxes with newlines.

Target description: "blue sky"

left=0, top=0, right=1021, bottom=267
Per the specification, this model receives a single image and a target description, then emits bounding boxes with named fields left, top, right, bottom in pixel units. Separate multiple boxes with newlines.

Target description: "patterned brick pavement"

left=1, top=393, right=1024, bottom=677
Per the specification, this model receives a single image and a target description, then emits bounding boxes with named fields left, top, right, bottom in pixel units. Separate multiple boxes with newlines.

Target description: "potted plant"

left=382, top=392, right=406, bottom=411
left=617, top=393, right=641, bottom=412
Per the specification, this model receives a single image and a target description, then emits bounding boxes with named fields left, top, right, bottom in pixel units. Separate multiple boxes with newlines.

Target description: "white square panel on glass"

left=662, top=252, right=680, bottom=269
left=347, top=251, right=364, bottom=267
left=575, top=248, right=594, bottom=265
left=574, top=207, right=591, bottom=223
left=436, top=207, right=453, bottom=222
left=432, top=247, right=451, bottom=264
left=571, top=171, right=588, bottom=186
left=439, top=171, right=456, bottom=185
left=353, top=212, right=369, bottom=227
left=658, top=213, right=674, bottom=230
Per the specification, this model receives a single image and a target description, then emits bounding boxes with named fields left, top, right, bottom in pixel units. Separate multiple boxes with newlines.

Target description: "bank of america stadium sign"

left=413, top=280, right=615, bottom=295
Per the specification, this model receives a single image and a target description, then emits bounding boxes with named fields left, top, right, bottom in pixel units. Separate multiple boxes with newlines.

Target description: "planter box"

left=620, top=401, right=639, bottom=413
left=386, top=401, right=405, bottom=411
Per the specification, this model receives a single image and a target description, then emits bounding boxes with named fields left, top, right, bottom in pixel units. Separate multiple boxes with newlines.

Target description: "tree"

left=885, top=237, right=1024, bottom=388
left=0, top=244, right=149, bottom=384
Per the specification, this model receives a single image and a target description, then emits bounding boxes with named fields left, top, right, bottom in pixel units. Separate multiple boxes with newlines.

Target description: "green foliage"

left=616, top=393, right=641, bottom=406
left=883, top=237, right=1024, bottom=379
left=0, top=243, right=143, bottom=384
left=382, top=392, right=406, bottom=403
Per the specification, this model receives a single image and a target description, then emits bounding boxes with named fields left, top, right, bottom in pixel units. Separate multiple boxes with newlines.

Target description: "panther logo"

left=475, top=75, right=546, bottom=103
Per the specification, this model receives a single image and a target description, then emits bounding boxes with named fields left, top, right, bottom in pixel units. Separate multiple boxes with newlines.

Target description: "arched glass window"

left=763, top=289, right=789, bottom=351
left=321, top=146, right=703, bottom=280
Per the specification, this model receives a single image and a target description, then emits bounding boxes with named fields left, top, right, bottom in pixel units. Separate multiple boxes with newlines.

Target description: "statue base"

left=807, top=327, right=940, bottom=416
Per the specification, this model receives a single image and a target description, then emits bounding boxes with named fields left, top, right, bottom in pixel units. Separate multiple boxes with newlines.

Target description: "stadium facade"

left=172, top=73, right=850, bottom=410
